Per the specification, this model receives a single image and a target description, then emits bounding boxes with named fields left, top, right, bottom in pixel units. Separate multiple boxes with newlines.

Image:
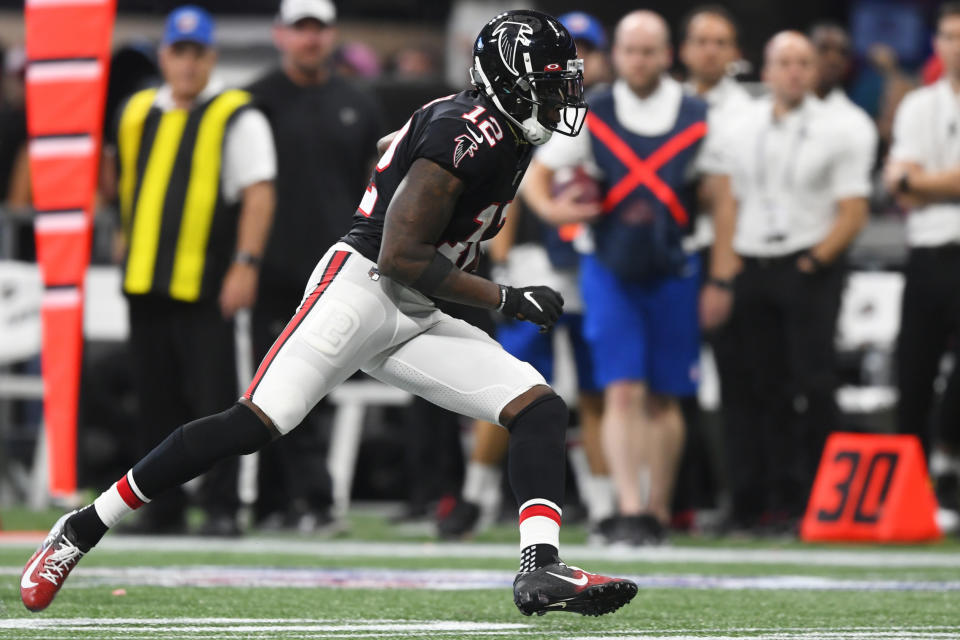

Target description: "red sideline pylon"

left=801, top=432, right=941, bottom=543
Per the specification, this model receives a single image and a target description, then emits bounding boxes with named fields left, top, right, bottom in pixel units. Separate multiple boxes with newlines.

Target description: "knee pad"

left=505, top=392, right=568, bottom=510
left=180, top=402, right=274, bottom=459
left=507, top=393, right=568, bottom=441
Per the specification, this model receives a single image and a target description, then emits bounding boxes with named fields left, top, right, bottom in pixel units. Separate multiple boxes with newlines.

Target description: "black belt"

left=740, top=249, right=809, bottom=269
left=910, top=243, right=960, bottom=258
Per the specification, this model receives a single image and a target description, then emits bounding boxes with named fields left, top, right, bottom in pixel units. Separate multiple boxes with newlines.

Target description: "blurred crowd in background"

left=1, top=0, right=959, bottom=545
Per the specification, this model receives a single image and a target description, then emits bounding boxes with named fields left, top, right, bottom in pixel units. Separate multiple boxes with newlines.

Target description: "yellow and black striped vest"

left=117, top=87, right=251, bottom=302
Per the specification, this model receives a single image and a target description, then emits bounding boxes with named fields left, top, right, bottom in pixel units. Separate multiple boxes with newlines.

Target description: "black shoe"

left=513, top=561, right=637, bottom=616
left=587, top=516, right=619, bottom=546
left=611, top=514, right=666, bottom=546
left=255, top=511, right=289, bottom=532
left=436, top=500, right=481, bottom=540
left=390, top=503, right=430, bottom=525
left=292, top=508, right=337, bottom=535
left=196, top=513, right=242, bottom=537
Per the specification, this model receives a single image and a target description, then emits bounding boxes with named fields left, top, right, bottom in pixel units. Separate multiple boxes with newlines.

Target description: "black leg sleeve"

left=132, top=402, right=274, bottom=500
left=506, top=393, right=568, bottom=511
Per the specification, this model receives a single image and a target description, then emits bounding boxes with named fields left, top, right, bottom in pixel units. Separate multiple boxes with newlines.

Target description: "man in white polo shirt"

left=810, top=22, right=877, bottom=177
left=717, top=31, right=874, bottom=533
left=677, top=4, right=752, bottom=521
left=883, top=2, right=960, bottom=520
left=680, top=4, right=752, bottom=262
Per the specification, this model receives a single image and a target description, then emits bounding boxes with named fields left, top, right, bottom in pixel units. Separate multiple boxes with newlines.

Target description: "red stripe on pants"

left=244, top=250, right=350, bottom=399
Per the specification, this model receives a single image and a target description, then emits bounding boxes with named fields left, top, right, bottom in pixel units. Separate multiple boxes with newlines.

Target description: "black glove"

left=498, top=285, right=564, bottom=333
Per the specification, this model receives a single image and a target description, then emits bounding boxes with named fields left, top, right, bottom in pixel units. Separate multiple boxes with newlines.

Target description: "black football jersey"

left=342, top=90, right=533, bottom=272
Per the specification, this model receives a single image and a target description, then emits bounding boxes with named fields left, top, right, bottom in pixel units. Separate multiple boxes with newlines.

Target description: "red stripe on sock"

left=519, top=504, right=562, bottom=526
left=244, top=250, right=350, bottom=399
left=117, top=474, right=145, bottom=510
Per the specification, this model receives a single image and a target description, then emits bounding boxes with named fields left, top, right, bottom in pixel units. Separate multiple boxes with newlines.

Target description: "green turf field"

left=2, top=508, right=959, bottom=639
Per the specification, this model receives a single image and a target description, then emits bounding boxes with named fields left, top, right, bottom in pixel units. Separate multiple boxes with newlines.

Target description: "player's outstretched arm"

left=378, top=157, right=563, bottom=331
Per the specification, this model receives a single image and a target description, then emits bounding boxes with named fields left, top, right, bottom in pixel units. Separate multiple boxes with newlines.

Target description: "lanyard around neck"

left=755, top=107, right=809, bottom=195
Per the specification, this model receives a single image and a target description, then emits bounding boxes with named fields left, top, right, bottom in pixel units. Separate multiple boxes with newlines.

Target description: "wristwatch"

left=897, top=173, right=911, bottom=194
left=233, top=251, right=261, bottom=268
left=707, top=277, right=733, bottom=291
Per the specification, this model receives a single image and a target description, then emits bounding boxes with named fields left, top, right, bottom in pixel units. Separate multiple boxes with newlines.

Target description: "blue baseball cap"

left=163, top=5, right=215, bottom=47
left=559, top=12, right=607, bottom=51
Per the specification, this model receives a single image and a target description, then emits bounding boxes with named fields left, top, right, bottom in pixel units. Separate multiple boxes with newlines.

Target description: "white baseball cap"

left=279, top=0, right=336, bottom=25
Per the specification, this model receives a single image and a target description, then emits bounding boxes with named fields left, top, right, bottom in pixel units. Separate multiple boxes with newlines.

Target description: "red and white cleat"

left=21, top=510, right=85, bottom=612
left=513, top=561, right=638, bottom=616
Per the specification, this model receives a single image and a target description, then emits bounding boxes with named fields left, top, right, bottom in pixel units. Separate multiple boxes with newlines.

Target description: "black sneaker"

left=196, top=513, right=242, bottom=538
left=436, top=499, right=481, bottom=540
left=513, top=561, right=638, bottom=616
left=587, top=516, right=619, bottom=546
left=611, top=514, right=666, bottom=546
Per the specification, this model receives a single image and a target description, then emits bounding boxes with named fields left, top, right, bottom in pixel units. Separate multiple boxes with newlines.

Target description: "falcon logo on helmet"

left=470, top=10, right=588, bottom=146
left=493, top=21, right=534, bottom=76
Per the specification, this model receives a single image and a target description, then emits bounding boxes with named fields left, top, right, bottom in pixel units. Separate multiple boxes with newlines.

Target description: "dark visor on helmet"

left=513, top=58, right=588, bottom=137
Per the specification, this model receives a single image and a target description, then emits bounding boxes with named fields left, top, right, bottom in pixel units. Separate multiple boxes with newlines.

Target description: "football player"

left=21, top=10, right=637, bottom=617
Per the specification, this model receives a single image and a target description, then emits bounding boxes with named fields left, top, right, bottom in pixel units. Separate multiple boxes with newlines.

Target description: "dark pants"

left=670, top=247, right=724, bottom=514
left=251, top=281, right=333, bottom=521
left=896, top=246, right=960, bottom=454
left=127, top=296, right=240, bottom=524
left=720, top=251, right=845, bottom=522
left=400, top=396, right=466, bottom=513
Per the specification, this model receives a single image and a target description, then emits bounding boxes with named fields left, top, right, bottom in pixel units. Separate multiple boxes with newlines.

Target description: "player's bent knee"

left=181, top=402, right=276, bottom=459
left=238, top=397, right=283, bottom=438
left=505, top=391, right=568, bottom=440
left=499, top=384, right=555, bottom=426
left=132, top=402, right=277, bottom=496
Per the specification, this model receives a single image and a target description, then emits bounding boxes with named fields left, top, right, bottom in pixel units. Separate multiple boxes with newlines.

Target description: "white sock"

left=930, top=450, right=960, bottom=477
left=462, top=461, right=500, bottom=505
left=518, top=498, right=561, bottom=550
left=587, top=475, right=617, bottom=523
left=93, top=470, right=150, bottom=528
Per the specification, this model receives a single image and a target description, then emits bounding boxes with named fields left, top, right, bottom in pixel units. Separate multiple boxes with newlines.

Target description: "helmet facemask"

left=514, top=58, right=588, bottom=139
left=472, top=56, right=588, bottom=145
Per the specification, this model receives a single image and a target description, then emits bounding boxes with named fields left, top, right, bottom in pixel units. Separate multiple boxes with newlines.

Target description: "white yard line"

left=3, top=619, right=960, bottom=640
left=3, top=537, right=959, bottom=568
left=0, top=619, right=527, bottom=631
left=565, top=636, right=958, bottom=640
left=0, top=566, right=958, bottom=591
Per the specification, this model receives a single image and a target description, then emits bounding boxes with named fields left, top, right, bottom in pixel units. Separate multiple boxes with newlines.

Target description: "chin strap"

left=521, top=116, right=551, bottom=145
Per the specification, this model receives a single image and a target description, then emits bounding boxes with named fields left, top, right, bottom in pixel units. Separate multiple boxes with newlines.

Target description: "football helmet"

left=470, top=10, right=588, bottom=145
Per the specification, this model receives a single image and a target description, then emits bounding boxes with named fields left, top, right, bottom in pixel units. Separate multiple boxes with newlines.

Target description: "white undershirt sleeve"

left=221, top=108, right=277, bottom=204
left=830, top=122, right=877, bottom=200
left=889, top=92, right=926, bottom=164
left=694, top=116, right=731, bottom=177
